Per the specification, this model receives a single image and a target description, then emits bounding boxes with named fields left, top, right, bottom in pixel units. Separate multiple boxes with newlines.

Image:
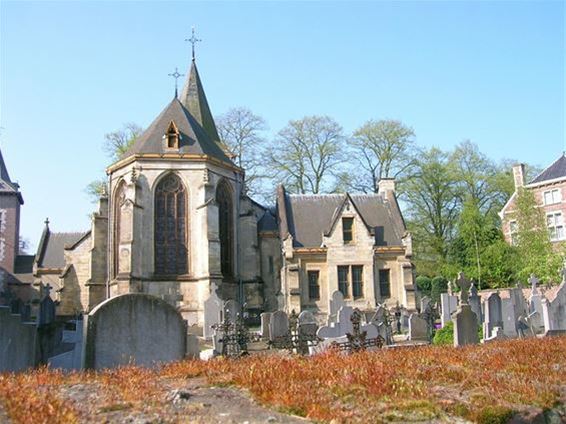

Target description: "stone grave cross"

left=529, top=274, right=539, bottom=295
left=456, top=272, right=471, bottom=304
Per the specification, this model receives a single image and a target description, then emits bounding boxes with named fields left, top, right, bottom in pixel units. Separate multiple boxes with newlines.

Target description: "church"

left=0, top=54, right=416, bottom=325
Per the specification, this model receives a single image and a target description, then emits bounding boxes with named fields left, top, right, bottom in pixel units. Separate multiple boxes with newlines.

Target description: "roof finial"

left=185, top=26, right=201, bottom=62
left=168, top=67, right=184, bottom=98
left=44, top=217, right=50, bottom=227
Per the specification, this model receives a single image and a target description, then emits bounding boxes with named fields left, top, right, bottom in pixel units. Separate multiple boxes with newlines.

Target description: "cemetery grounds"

left=0, top=336, right=565, bottom=424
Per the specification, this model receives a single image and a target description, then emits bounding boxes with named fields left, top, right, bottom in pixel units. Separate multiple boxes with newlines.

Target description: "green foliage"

left=479, top=240, right=520, bottom=288
left=475, top=405, right=514, bottom=424
left=84, top=179, right=107, bottom=204
left=430, top=276, right=448, bottom=305
left=432, top=321, right=453, bottom=345
left=514, top=188, right=562, bottom=283
left=415, top=276, right=432, bottom=296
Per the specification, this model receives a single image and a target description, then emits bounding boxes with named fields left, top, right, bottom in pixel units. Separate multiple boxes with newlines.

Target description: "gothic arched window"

left=113, top=181, right=127, bottom=277
left=154, top=174, right=188, bottom=275
left=216, top=180, right=233, bottom=278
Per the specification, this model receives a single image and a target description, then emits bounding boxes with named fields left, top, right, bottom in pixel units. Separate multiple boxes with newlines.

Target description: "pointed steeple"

left=180, top=60, right=221, bottom=143
left=0, top=148, right=12, bottom=183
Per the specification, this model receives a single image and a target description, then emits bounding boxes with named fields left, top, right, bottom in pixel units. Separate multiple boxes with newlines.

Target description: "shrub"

left=415, top=276, right=432, bottom=296
left=432, top=321, right=453, bottom=345
left=431, top=276, right=448, bottom=304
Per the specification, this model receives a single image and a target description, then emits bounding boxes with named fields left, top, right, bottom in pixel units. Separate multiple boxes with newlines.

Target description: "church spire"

left=0, top=148, right=12, bottom=183
left=180, top=29, right=221, bottom=143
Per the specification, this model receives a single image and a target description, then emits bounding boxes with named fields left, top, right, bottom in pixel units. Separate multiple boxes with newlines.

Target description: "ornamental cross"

left=528, top=274, right=539, bottom=295
left=456, top=272, right=471, bottom=304
left=168, top=67, right=184, bottom=97
left=185, top=27, right=201, bottom=61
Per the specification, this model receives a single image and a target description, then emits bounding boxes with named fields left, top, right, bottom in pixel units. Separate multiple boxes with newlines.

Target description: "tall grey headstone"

left=260, top=312, right=272, bottom=339
left=317, top=306, right=354, bottom=339
left=469, top=283, right=482, bottom=324
left=501, top=298, right=518, bottom=338
left=269, top=311, right=289, bottom=341
left=203, top=287, right=222, bottom=339
left=440, top=293, right=458, bottom=328
left=328, top=290, right=345, bottom=324
left=542, top=281, right=566, bottom=332
left=453, top=272, right=479, bottom=347
left=528, top=275, right=544, bottom=332
left=483, top=292, right=503, bottom=339
left=408, top=314, right=428, bottom=341
left=420, top=296, right=431, bottom=313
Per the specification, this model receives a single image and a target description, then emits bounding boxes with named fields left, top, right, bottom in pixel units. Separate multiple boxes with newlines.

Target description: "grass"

left=0, top=336, right=564, bottom=423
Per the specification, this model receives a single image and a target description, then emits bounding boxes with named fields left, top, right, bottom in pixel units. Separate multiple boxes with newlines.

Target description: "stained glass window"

left=216, top=180, right=233, bottom=278
left=154, top=174, right=188, bottom=275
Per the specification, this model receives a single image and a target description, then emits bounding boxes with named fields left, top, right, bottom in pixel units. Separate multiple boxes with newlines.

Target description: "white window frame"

left=547, top=212, right=565, bottom=241
left=543, top=189, right=562, bottom=205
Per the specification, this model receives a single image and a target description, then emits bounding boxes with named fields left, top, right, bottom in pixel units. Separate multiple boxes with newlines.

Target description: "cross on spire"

left=168, top=67, right=184, bottom=98
left=185, top=27, right=202, bottom=61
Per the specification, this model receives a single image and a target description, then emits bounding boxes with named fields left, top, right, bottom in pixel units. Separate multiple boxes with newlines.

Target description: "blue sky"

left=0, top=1, right=564, bottom=251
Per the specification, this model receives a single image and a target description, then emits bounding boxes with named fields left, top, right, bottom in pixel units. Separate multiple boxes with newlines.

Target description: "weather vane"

left=168, top=67, right=184, bottom=98
left=185, top=26, right=201, bottom=61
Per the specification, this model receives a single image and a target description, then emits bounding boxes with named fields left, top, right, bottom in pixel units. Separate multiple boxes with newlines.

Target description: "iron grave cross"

left=185, top=27, right=202, bottom=61
left=168, top=67, right=184, bottom=97
left=456, top=272, right=471, bottom=304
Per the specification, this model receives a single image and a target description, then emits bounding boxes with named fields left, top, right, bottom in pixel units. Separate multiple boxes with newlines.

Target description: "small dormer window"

left=165, top=121, right=179, bottom=149
left=342, top=217, right=354, bottom=244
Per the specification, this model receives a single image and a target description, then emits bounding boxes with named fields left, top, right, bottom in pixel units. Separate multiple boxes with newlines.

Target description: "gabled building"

left=500, top=154, right=566, bottom=245
left=19, top=54, right=416, bottom=324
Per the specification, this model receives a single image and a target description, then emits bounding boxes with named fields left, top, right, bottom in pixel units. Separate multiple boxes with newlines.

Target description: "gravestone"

left=297, top=311, right=318, bottom=337
left=48, top=319, right=84, bottom=370
left=269, top=310, right=289, bottom=342
left=203, top=286, right=222, bottom=339
left=483, top=292, right=503, bottom=339
left=408, top=314, right=428, bottom=341
left=440, top=293, right=458, bottom=328
left=452, top=273, right=479, bottom=347
left=83, top=294, right=186, bottom=369
left=420, top=296, right=431, bottom=313
left=328, top=290, right=345, bottom=324
left=186, top=334, right=200, bottom=359
left=224, top=299, right=240, bottom=323
left=501, top=298, right=518, bottom=338
left=260, top=312, right=272, bottom=339
left=469, top=283, right=482, bottom=324
left=527, top=275, right=545, bottom=333
left=317, top=306, right=381, bottom=340
left=542, top=280, right=566, bottom=332
left=38, top=294, right=56, bottom=326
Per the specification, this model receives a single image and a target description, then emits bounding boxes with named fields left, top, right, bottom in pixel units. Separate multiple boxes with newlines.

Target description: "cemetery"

left=1, top=271, right=565, bottom=422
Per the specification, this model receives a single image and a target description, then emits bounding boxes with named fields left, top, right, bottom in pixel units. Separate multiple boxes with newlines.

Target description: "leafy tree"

left=415, top=275, right=432, bottom=297
left=267, top=116, right=344, bottom=194
left=513, top=188, right=562, bottom=283
left=216, top=107, right=268, bottom=197
left=403, top=147, right=461, bottom=267
left=430, top=276, right=448, bottom=305
left=480, top=240, right=520, bottom=288
left=346, top=119, right=416, bottom=193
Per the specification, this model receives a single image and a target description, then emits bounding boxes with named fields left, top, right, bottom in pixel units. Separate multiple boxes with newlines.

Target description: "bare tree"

left=349, top=119, right=416, bottom=193
left=103, top=122, right=143, bottom=161
left=216, top=107, right=268, bottom=196
left=267, top=116, right=344, bottom=194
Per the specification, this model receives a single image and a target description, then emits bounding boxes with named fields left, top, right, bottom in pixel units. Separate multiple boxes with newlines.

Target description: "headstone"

left=408, top=314, right=428, bottom=341
left=483, top=292, right=503, bottom=339
left=48, top=319, right=84, bottom=370
left=453, top=272, right=479, bottom=347
left=186, top=334, right=200, bottom=359
left=484, top=326, right=507, bottom=343
left=38, top=294, right=56, bottom=326
left=317, top=306, right=382, bottom=340
left=328, top=290, right=345, bottom=324
left=83, top=294, right=186, bottom=369
left=501, top=298, right=518, bottom=338
left=260, top=312, right=272, bottom=339
left=269, top=311, right=289, bottom=342
left=298, top=310, right=317, bottom=324
left=469, top=283, right=482, bottom=324
left=203, top=286, right=222, bottom=339
left=420, top=296, right=431, bottom=313
left=528, top=275, right=544, bottom=333
left=224, top=299, right=239, bottom=323
left=542, top=281, right=566, bottom=332
left=440, top=293, right=458, bottom=328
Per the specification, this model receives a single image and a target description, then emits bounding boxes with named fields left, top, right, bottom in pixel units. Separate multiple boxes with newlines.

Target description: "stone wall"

left=83, top=293, right=187, bottom=369
left=0, top=195, right=21, bottom=273
left=0, top=306, right=37, bottom=372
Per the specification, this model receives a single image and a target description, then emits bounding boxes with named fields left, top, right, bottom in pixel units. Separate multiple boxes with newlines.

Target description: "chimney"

left=378, top=178, right=395, bottom=193
left=512, top=164, right=525, bottom=189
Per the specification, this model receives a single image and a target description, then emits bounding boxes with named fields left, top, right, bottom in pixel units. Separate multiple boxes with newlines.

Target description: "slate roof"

left=0, top=149, right=23, bottom=203
left=277, top=187, right=405, bottom=248
left=530, top=153, right=566, bottom=184
left=120, top=97, right=232, bottom=164
left=180, top=60, right=221, bottom=143
left=258, top=209, right=278, bottom=232
left=36, top=228, right=88, bottom=269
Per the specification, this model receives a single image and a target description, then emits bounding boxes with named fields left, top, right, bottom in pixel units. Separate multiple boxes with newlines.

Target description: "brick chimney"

left=512, top=164, right=525, bottom=189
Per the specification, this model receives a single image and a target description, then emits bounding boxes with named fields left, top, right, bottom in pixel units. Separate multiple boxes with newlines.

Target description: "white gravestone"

left=260, top=312, right=272, bottom=339
left=328, top=290, right=345, bottom=324
left=440, top=293, right=458, bottom=328
left=483, top=292, right=503, bottom=339
left=203, top=287, right=222, bottom=339
left=269, top=311, right=289, bottom=342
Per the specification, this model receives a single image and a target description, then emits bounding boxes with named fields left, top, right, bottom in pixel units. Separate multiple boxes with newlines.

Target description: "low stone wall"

left=0, top=306, right=37, bottom=372
left=83, top=294, right=187, bottom=369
